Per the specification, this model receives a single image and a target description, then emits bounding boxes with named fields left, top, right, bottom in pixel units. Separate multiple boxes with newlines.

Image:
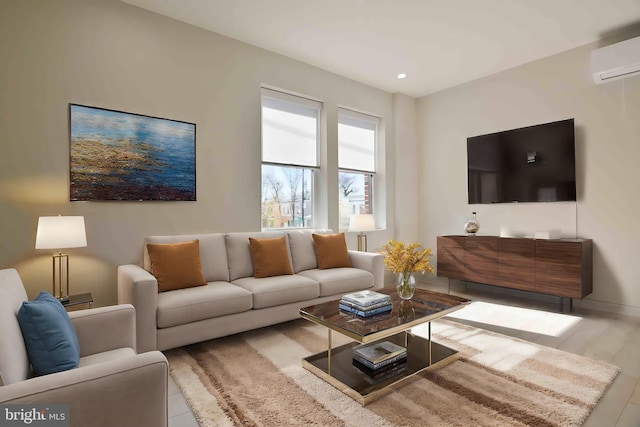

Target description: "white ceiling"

left=121, top=0, right=640, bottom=97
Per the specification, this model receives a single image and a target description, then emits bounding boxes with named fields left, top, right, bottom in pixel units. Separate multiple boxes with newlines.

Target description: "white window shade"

left=262, top=89, right=320, bottom=167
left=338, top=109, right=378, bottom=173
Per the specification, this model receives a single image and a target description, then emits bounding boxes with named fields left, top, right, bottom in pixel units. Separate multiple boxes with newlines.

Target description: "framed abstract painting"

left=69, top=104, right=196, bottom=201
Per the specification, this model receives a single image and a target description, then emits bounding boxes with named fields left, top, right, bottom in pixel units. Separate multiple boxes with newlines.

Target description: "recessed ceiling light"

left=397, top=73, right=407, bottom=79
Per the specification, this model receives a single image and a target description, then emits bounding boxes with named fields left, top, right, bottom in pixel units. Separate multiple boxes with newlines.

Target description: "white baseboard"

left=573, top=297, right=640, bottom=318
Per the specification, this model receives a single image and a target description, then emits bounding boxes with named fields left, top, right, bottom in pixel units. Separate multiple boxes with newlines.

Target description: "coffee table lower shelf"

left=302, top=331, right=459, bottom=405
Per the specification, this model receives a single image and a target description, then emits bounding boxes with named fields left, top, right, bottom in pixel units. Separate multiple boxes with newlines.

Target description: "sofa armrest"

left=348, top=251, right=385, bottom=289
left=69, top=304, right=136, bottom=356
left=0, top=351, right=168, bottom=427
left=117, top=265, right=159, bottom=352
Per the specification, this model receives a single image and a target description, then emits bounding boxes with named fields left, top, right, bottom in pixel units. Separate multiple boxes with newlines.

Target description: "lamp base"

left=52, top=253, right=70, bottom=299
left=357, top=233, right=368, bottom=252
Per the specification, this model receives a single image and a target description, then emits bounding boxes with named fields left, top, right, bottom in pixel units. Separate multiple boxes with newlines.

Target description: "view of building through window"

left=338, top=171, right=373, bottom=229
left=262, top=165, right=313, bottom=228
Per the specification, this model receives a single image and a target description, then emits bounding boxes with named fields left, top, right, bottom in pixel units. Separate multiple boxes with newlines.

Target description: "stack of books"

left=352, top=341, right=408, bottom=384
left=338, top=290, right=392, bottom=317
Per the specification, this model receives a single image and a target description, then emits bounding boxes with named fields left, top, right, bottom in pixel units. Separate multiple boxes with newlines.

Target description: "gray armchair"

left=0, top=268, right=169, bottom=427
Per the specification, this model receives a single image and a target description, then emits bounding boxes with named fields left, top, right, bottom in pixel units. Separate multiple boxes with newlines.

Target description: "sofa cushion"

left=312, top=233, right=352, bottom=269
left=157, top=282, right=253, bottom=328
left=17, top=291, right=80, bottom=376
left=249, top=237, right=294, bottom=278
left=0, top=268, right=30, bottom=386
left=287, top=229, right=336, bottom=273
left=232, top=275, right=319, bottom=309
left=226, top=232, right=290, bottom=281
left=144, top=234, right=230, bottom=282
left=288, top=230, right=317, bottom=273
left=147, top=240, right=207, bottom=292
left=297, top=268, right=374, bottom=297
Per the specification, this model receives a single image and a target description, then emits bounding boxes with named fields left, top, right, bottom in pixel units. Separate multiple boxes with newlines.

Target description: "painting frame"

left=69, top=103, right=196, bottom=202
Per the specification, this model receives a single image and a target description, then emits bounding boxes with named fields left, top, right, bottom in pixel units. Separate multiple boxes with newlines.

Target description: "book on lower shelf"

left=353, top=350, right=407, bottom=371
left=341, top=290, right=391, bottom=307
left=352, top=341, right=407, bottom=370
left=352, top=358, right=407, bottom=385
left=338, top=303, right=392, bottom=317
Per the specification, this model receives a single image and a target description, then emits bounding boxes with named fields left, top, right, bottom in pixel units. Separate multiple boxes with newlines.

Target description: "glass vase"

left=464, top=211, right=480, bottom=235
left=396, top=272, right=416, bottom=300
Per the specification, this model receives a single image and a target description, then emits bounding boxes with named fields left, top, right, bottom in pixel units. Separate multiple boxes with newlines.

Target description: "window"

left=261, top=88, right=321, bottom=229
left=338, top=108, right=379, bottom=229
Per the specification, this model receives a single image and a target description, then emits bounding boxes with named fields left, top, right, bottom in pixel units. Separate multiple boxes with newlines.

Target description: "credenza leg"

left=559, top=297, right=574, bottom=313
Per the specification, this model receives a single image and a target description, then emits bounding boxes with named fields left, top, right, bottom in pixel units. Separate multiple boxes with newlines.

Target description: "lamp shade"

left=348, top=214, right=375, bottom=232
left=35, top=216, right=87, bottom=250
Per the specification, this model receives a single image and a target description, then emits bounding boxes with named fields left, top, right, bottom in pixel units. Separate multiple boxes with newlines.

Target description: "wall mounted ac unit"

left=591, top=36, right=640, bottom=84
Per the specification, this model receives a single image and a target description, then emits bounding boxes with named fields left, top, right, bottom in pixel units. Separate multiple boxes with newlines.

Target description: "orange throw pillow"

left=147, top=240, right=207, bottom=292
left=312, top=233, right=351, bottom=269
left=249, top=236, right=294, bottom=278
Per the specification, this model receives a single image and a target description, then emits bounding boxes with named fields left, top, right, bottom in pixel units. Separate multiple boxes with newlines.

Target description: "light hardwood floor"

left=167, top=281, right=640, bottom=426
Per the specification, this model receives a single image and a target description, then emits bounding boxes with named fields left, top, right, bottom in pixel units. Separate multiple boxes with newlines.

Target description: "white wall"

left=393, top=93, right=419, bottom=242
left=0, top=0, right=400, bottom=305
left=418, top=34, right=640, bottom=315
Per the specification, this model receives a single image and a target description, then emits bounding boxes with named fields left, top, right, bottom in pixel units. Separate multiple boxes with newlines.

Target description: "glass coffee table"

left=299, top=287, right=470, bottom=405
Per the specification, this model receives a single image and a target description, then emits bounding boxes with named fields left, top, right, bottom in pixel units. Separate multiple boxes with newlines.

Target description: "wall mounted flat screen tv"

left=467, top=118, right=576, bottom=204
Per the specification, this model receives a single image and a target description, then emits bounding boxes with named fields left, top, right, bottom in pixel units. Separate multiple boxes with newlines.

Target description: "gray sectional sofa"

left=118, top=230, right=384, bottom=353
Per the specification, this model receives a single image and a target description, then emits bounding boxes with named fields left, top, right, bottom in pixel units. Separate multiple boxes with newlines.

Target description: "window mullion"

left=263, top=161, right=320, bottom=170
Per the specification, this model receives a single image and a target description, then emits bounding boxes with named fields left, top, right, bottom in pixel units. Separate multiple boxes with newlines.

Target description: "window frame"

left=338, top=108, right=380, bottom=229
left=260, top=88, right=322, bottom=230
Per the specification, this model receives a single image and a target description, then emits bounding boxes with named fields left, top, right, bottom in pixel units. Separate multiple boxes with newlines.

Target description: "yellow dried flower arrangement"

left=380, top=240, right=435, bottom=275
left=380, top=240, right=434, bottom=299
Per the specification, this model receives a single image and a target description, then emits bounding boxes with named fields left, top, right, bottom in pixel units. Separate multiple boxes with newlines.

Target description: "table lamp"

left=35, top=215, right=87, bottom=300
left=348, top=214, right=375, bottom=252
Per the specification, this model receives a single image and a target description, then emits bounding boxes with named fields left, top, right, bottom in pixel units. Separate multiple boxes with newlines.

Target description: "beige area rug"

left=165, top=318, right=620, bottom=427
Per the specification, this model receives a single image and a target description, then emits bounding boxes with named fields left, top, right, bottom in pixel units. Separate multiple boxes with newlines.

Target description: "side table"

left=62, top=293, right=94, bottom=310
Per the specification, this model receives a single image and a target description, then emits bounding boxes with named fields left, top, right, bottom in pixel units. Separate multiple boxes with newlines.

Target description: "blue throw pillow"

left=17, top=291, right=80, bottom=376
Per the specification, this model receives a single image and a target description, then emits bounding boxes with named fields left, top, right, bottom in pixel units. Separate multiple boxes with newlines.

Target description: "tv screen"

left=467, top=119, right=576, bottom=204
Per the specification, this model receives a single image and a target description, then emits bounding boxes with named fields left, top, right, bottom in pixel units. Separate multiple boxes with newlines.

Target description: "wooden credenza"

left=437, top=235, right=592, bottom=299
